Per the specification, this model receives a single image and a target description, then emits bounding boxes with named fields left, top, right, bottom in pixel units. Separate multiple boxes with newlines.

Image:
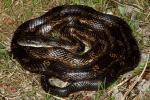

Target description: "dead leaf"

left=2, top=17, right=16, bottom=25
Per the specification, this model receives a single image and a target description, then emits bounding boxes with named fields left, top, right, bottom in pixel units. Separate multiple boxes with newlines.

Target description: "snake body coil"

left=11, top=5, right=140, bottom=97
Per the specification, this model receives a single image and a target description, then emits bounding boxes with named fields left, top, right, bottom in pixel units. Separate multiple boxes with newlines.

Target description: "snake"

left=11, top=5, right=140, bottom=97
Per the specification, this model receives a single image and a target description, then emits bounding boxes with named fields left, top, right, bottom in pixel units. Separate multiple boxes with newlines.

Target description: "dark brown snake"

left=11, top=5, right=140, bottom=97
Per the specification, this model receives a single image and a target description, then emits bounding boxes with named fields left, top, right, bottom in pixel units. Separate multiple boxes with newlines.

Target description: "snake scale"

left=11, top=5, right=140, bottom=97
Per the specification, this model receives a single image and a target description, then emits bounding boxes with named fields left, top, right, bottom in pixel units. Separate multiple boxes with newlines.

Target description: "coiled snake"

left=11, top=5, right=140, bottom=97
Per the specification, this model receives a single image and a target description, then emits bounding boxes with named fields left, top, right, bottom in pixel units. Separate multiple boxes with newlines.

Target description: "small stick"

left=108, top=76, right=132, bottom=94
left=44, top=92, right=67, bottom=100
left=52, top=95, right=67, bottom=100
left=121, top=54, right=149, bottom=100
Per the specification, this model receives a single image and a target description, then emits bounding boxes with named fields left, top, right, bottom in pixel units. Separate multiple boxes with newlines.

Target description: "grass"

left=0, top=0, right=150, bottom=100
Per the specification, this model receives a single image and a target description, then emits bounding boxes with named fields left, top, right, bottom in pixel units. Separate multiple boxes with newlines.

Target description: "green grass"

left=0, top=0, right=150, bottom=99
left=94, top=81, right=106, bottom=100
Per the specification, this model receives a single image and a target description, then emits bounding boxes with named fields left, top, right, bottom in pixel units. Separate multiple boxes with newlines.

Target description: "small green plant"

left=94, top=79, right=106, bottom=100
left=44, top=94, right=52, bottom=100
left=3, top=0, right=12, bottom=9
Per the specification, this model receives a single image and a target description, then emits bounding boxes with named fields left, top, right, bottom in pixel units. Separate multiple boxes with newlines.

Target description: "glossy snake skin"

left=11, top=5, right=140, bottom=97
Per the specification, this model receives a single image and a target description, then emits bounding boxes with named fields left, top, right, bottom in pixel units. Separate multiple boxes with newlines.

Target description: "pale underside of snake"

left=11, top=5, right=140, bottom=97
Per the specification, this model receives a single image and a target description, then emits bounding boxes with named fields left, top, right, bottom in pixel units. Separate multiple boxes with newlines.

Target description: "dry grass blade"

left=121, top=54, right=150, bottom=100
left=52, top=96, right=66, bottom=100
left=44, top=92, right=67, bottom=100
left=108, top=76, right=132, bottom=94
left=111, top=0, right=144, bottom=10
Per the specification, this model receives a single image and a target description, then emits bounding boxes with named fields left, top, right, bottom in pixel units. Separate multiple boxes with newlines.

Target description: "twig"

left=45, top=92, right=67, bottom=100
left=108, top=76, right=132, bottom=94
left=52, top=95, right=67, bottom=100
left=122, top=54, right=149, bottom=100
